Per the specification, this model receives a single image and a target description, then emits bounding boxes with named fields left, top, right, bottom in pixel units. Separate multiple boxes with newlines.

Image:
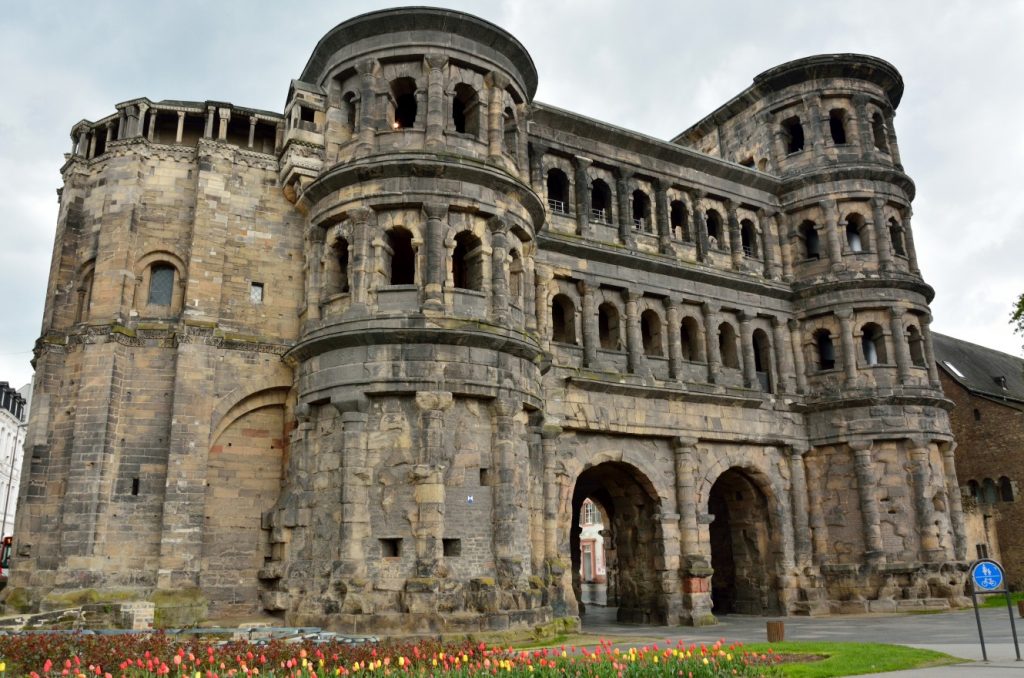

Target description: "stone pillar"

left=885, top=110, right=903, bottom=166
left=175, top=111, right=185, bottom=144
left=535, top=265, right=552, bottom=351
left=889, top=306, right=912, bottom=384
left=625, top=290, right=644, bottom=374
left=738, top=310, right=757, bottom=388
left=803, top=451, right=830, bottom=564
left=489, top=216, right=510, bottom=325
left=355, top=58, right=379, bottom=155
left=854, top=94, right=874, bottom=160
left=941, top=442, right=968, bottom=560
left=920, top=313, right=941, bottom=387
left=524, top=255, right=537, bottom=334
left=726, top=200, right=743, bottom=269
left=423, top=55, right=448, bottom=148
left=485, top=71, right=509, bottom=161
left=541, top=422, right=561, bottom=561
left=702, top=302, right=721, bottom=384
left=217, top=108, right=230, bottom=141
left=492, top=395, right=524, bottom=586
left=105, top=121, right=114, bottom=146
left=574, top=156, right=593, bottom=236
left=789, top=445, right=812, bottom=568
left=778, top=212, right=794, bottom=281
left=76, top=128, right=88, bottom=157
left=655, top=179, right=672, bottom=254
left=579, top=281, right=598, bottom=368
left=851, top=441, right=885, bottom=564
left=835, top=308, right=858, bottom=386
left=822, top=199, right=843, bottom=271
left=772, top=317, right=796, bottom=394
left=667, top=299, right=684, bottom=381
left=529, top=143, right=547, bottom=196
left=338, top=409, right=370, bottom=577
left=903, top=208, right=921, bottom=274
left=87, top=131, right=97, bottom=158
left=804, top=94, right=826, bottom=161
left=616, top=170, right=636, bottom=248
left=673, top=437, right=700, bottom=559
left=348, top=207, right=374, bottom=308
left=871, top=196, right=894, bottom=271
left=247, top=115, right=257, bottom=149
left=909, top=442, right=941, bottom=561
left=305, top=225, right=326, bottom=321
left=204, top=106, right=215, bottom=138
left=691, top=191, right=709, bottom=262
left=759, top=209, right=778, bottom=279
left=413, top=391, right=453, bottom=576
left=788, top=319, right=808, bottom=394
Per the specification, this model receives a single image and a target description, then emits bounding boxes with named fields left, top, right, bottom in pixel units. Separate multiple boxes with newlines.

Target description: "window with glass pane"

left=148, top=264, right=175, bottom=306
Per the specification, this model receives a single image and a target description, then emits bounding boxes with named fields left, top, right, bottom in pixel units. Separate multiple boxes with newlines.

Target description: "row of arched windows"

left=811, top=322, right=926, bottom=372
left=797, top=214, right=906, bottom=261
left=966, top=477, right=1015, bottom=504
left=780, top=106, right=890, bottom=156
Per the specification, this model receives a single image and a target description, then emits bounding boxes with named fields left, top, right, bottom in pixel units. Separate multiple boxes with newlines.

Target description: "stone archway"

left=708, top=467, right=780, bottom=615
left=570, top=461, right=665, bottom=624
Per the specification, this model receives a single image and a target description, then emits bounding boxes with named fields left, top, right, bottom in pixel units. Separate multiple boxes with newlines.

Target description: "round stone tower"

left=260, top=8, right=550, bottom=632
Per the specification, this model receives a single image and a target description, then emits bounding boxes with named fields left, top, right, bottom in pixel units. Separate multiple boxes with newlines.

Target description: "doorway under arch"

left=708, top=467, right=780, bottom=615
left=571, top=461, right=665, bottom=624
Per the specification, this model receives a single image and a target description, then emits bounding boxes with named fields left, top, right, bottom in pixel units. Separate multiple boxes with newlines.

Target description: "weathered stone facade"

left=10, top=8, right=968, bottom=631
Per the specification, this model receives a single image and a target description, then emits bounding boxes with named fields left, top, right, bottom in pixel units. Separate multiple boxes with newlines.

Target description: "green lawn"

left=742, top=641, right=962, bottom=677
left=978, top=591, right=1024, bottom=609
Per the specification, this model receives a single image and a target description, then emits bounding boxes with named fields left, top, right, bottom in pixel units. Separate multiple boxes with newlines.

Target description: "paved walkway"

left=580, top=605, right=1024, bottom=675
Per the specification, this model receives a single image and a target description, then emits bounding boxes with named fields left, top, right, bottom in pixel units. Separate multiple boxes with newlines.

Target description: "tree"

left=1013, top=293, right=1024, bottom=349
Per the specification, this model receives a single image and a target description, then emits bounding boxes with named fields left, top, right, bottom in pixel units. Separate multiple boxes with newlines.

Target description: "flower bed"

left=0, top=634, right=780, bottom=677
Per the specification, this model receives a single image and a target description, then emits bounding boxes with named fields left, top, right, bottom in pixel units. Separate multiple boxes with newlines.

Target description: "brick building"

left=8, top=8, right=968, bottom=631
left=934, top=333, right=1024, bottom=585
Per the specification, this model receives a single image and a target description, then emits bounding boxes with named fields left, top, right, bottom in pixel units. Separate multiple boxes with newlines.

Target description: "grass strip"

left=742, top=641, right=962, bottom=677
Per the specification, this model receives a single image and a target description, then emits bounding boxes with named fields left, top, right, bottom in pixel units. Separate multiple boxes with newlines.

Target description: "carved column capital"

left=414, top=391, right=454, bottom=413
left=349, top=207, right=374, bottom=226
left=422, top=201, right=448, bottom=221
left=485, top=71, right=511, bottom=90
left=487, top=214, right=509, bottom=236
left=424, top=53, right=448, bottom=71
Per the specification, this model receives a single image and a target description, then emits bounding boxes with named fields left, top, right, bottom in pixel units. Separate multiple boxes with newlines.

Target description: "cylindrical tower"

left=261, top=9, right=550, bottom=632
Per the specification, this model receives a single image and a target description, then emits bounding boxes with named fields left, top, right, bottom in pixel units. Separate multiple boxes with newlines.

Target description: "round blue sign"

left=971, top=559, right=1005, bottom=592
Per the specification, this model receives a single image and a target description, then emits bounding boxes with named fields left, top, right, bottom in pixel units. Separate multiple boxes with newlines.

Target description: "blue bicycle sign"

left=972, top=559, right=1005, bottom=592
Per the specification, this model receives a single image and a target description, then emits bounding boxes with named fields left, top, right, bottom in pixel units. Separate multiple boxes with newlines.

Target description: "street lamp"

left=1, top=421, right=27, bottom=539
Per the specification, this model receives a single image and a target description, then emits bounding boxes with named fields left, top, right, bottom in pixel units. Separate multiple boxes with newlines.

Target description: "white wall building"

left=0, top=381, right=30, bottom=538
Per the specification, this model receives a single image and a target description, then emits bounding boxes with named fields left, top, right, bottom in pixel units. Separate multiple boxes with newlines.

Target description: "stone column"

left=579, top=281, right=598, bottom=368
left=726, top=199, right=743, bottom=269
left=485, top=71, right=509, bottom=161
left=489, top=216, right=510, bottom=325
left=804, top=451, right=830, bottom=564
left=203, top=106, right=215, bottom=138
left=524, top=255, right=537, bottom=334
left=655, top=179, right=672, bottom=254
left=541, top=422, right=561, bottom=561
left=758, top=209, right=778, bottom=279
left=885, top=110, right=903, bottom=166
left=529, top=143, right=547, bottom=196
left=691, top=191, right=709, bottom=262
left=788, top=319, right=808, bottom=393
left=835, top=308, right=858, bottom=386
left=535, top=265, right=552, bottom=351
left=851, top=441, right=885, bottom=564
left=305, top=225, right=326, bottom=321
left=941, top=442, right=968, bottom=560
left=772, top=317, right=796, bottom=394
left=218, top=108, right=231, bottom=141
left=247, top=115, right=257, bottom=149
left=854, top=94, right=874, bottom=160
left=338, top=409, right=370, bottom=577
left=889, top=306, right=912, bottom=384
left=625, top=290, right=645, bottom=374
left=909, top=442, right=941, bottom=561
left=822, top=199, right=843, bottom=271
left=574, top=156, right=593, bottom=236
left=804, top=94, right=826, bottom=160
left=616, top=170, right=636, bottom=248
left=871, top=197, right=894, bottom=271
left=413, top=391, right=453, bottom=576
left=355, top=58, right=379, bottom=155
left=492, top=395, right=524, bottom=586
left=789, top=445, right=812, bottom=568
left=666, top=299, right=684, bottom=382
left=702, top=302, right=721, bottom=384
left=903, top=208, right=921, bottom=274
left=673, top=437, right=700, bottom=560
left=87, top=131, right=97, bottom=158
left=175, top=111, right=185, bottom=144
left=738, top=310, right=757, bottom=388
left=76, top=128, right=88, bottom=157
left=105, top=121, right=114, bottom=146
left=778, top=212, right=794, bottom=281
left=422, top=55, right=448, bottom=148
left=920, top=313, right=941, bottom=387
left=348, top=207, right=374, bottom=308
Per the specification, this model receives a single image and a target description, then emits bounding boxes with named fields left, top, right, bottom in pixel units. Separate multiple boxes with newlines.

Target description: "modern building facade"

left=0, top=382, right=29, bottom=540
left=8, top=8, right=968, bottom=632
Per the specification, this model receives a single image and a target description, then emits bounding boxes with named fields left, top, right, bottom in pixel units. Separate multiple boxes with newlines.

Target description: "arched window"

left=871, top=112, right=889, bottom=152
left=718, top=322, right=739, bottom=369
left=342, top=91, right=358, bottom=133
left=752, top=328, right=773, bottom=393
left=508, top=249, right=523, bottom=303
left=598, top=302, right=621, bottom=350
left=845, top=213, right=865, bottom=253
left=551, top=294, right=577, bottom=344
left=982, top=478, right=998, bottom=504
left=390, top=77, right=417, bottom=129
left=888, top=218, right=906, bottom=256
left=148, top=264, right=176, bottom=306
left=680, top=316, right=703, bottom=362
left=973, top=408, right=982, bottom=422
left=546, top=169, right=570, bottom=214
left=452, top=231, right=483, bottom=291
left=326, top=237, right=350, bottom=295
left=76, top=262, right=95, bottom=323
left=632, top=190, right=652, bottom=233
left=740, top=219, right=758, bottom=257
left=386, top=227, right=415, bottom=285
left=781, top=116, right=805, bottom=154
left=829, top=108, right=847, bottom=145
left=860, top=323, right=886, bottom=365
left=966, top=479, right=979, bottom=499
left=670, top=200, right=688, bottom=240
left=1000, top=476, right=1015, bottom=502
left=706, top=210, right=723, bottom=249
left=452, top=83, right=480, bottom=136
left=801, top=220, right=820, bottom=260
left=590, top=179, right=612, bottom=223
left=502, top=106, right=518, bottom=156
left=640, top=309, right=663, bottom=356
left=907, top=325, right=926, bottom=367
left=814, top=329, right=836, bottom=371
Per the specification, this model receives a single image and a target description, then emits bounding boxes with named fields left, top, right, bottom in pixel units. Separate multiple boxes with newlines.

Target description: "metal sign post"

left=969, top=558, right=1021, bottom=662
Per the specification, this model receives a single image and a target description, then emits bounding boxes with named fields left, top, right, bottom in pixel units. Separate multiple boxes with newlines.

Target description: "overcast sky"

left=1, top=1, right=1022, bottom=388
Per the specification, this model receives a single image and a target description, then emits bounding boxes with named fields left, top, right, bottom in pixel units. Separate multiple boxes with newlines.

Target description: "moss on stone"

left=3, top=586, right=34, bottom=613
left=149, top=587, right=208, bottom=629
left=42, top=588, right=100, bottom=608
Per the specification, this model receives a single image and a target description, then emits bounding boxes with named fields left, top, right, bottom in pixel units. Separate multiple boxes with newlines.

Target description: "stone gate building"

left=9, top=8, right=968, bottom=631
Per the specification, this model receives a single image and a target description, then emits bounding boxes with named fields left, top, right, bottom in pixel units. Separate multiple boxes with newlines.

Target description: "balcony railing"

left=548, top=199, right=568, bottom=215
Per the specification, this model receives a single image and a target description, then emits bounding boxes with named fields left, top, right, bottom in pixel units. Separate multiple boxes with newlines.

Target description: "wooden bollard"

left=766, top=620, right=785, bottom=642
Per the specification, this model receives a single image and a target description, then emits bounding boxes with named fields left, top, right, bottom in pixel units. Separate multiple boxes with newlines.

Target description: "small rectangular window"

left=380, top=538, right=401, bottom=558
left=250, top=282, right=264, bottom=304
left=479, top=468, right=491, bottom=486
left=300, top=106, right=315, bottom=123
left=131, top=477, right=140, bottom=496
left=443, top=538, right=461, bottom=557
